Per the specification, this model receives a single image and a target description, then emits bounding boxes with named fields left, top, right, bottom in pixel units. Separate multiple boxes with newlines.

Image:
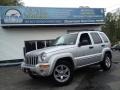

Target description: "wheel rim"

left=54, top=65, right=70, bottom=83
left=105, top=56, right=111, bottom=68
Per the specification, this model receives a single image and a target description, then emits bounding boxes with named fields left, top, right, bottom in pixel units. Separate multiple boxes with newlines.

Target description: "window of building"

left=37, top=41, right=45, bottom=49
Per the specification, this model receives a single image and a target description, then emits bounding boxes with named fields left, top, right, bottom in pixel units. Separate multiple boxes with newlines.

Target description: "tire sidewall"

left=101, top=54, right=112, bottom=71
left=52, top=61, right=73, bottom=85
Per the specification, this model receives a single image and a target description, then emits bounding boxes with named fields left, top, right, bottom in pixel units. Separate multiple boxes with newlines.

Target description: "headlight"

left=41, top=52, right=47, bottom=61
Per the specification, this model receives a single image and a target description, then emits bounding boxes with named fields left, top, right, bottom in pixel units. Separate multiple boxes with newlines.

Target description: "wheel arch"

left=49, top=53, right=75, bottom=75
left=104, top=51, right=112, bottom=59
left=102, top=49, right=112, bottom=61
left=55, top=57, right=75, bottom=69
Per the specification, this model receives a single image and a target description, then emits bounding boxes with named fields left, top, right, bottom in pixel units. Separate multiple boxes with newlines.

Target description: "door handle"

left=89, top=46, right=94, bottom=49
left=101, top=44, right=105, bottom=47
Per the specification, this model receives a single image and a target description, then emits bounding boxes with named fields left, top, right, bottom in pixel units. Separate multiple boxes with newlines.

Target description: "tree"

left=0, top=0, right=23, bottom=6
left=102, top=9, right=120, bottom=45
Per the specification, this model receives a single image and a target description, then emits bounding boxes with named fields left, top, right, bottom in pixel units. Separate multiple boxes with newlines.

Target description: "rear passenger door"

left=90, top=32, right=104, bottom=62
left=99, top=32, right=110, bottom=47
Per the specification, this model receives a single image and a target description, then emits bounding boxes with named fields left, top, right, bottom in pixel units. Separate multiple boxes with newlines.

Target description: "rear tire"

left=52, top=61, right=74, bottom=85
left=100, top=53, right=112, bottom=71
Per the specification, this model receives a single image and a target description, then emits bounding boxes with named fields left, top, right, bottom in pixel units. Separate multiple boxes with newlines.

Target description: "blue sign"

left=0, top=6, right=105, bottom=26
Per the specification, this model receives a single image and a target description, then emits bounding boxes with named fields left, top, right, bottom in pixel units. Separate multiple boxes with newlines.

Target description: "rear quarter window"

left=100, top=33, right=109, bottom=43
left=90, top=32, right=103, bottom=44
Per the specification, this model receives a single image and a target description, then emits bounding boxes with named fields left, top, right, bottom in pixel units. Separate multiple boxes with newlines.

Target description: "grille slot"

left=25, top=55, right=38, bottom=65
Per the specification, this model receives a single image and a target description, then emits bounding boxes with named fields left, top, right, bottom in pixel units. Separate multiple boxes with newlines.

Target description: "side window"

left=80, top=33, right=91, bottom=46
left=90, top=32, right=102, bottom=44
left=100, top=33, right=109, bottom=43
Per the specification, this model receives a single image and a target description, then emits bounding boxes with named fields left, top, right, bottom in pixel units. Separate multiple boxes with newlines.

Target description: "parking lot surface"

left=0, top=51, right=120, bottom=90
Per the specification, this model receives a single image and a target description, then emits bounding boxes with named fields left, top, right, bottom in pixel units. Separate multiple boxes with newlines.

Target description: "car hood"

left=26, top=45, right=75, bottom=56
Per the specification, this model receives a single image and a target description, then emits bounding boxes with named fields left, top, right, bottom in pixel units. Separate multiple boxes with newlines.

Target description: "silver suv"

left=21, top=31, right=112, bottom=85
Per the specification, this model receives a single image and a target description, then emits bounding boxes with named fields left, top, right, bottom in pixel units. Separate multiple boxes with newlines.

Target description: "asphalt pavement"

left=0, top=51, right=120, bottom=90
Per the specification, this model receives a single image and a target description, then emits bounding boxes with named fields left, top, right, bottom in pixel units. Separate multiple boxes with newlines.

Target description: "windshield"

left=52, top=34, right=78, bottom=46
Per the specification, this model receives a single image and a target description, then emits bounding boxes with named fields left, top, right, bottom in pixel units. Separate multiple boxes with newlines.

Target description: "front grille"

left=25, top=55, right=38, bottom=65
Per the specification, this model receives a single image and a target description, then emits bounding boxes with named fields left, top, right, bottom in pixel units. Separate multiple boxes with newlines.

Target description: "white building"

left=0, top=6, right=105, bottom=62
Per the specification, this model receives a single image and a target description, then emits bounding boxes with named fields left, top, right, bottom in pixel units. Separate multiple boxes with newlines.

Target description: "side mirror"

left=78, top=40, right=89, bottom=47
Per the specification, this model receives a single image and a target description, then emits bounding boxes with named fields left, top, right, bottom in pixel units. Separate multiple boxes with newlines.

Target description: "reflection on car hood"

left=26, top=45, right=74, bottom=56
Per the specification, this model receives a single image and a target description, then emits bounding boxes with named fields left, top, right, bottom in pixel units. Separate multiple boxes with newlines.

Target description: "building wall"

left=0, top=24, right=101, bottom=61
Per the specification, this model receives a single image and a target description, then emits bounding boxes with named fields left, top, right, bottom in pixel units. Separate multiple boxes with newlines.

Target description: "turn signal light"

left=39, top=64, right=49, bottom=69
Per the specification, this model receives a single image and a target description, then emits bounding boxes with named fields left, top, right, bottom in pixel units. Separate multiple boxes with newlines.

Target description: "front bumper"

left=21, top=62, right=52, bottom=76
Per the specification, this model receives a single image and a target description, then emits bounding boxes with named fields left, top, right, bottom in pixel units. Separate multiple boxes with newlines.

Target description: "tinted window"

left=80, top=33, right=91, bottom=45
left=100, top=33, right=109, bottom=43
left=90, top=32, right=102, bottom=44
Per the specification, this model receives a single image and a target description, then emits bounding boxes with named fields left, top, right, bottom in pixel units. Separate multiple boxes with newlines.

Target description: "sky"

left=23, top=0, right=120, bottom=12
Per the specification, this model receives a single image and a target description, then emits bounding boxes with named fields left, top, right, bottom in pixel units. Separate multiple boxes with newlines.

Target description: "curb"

left=0, top=62, right=22, bottom=67
left=0, top=59, right=23, bottom=67
left=112, top=61, right=120, bottom=64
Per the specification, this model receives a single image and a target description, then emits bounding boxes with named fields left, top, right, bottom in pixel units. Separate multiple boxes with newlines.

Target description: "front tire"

left=52, top=61, right=74, bottom=85
left=100, top=53, right=112, bottom=71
